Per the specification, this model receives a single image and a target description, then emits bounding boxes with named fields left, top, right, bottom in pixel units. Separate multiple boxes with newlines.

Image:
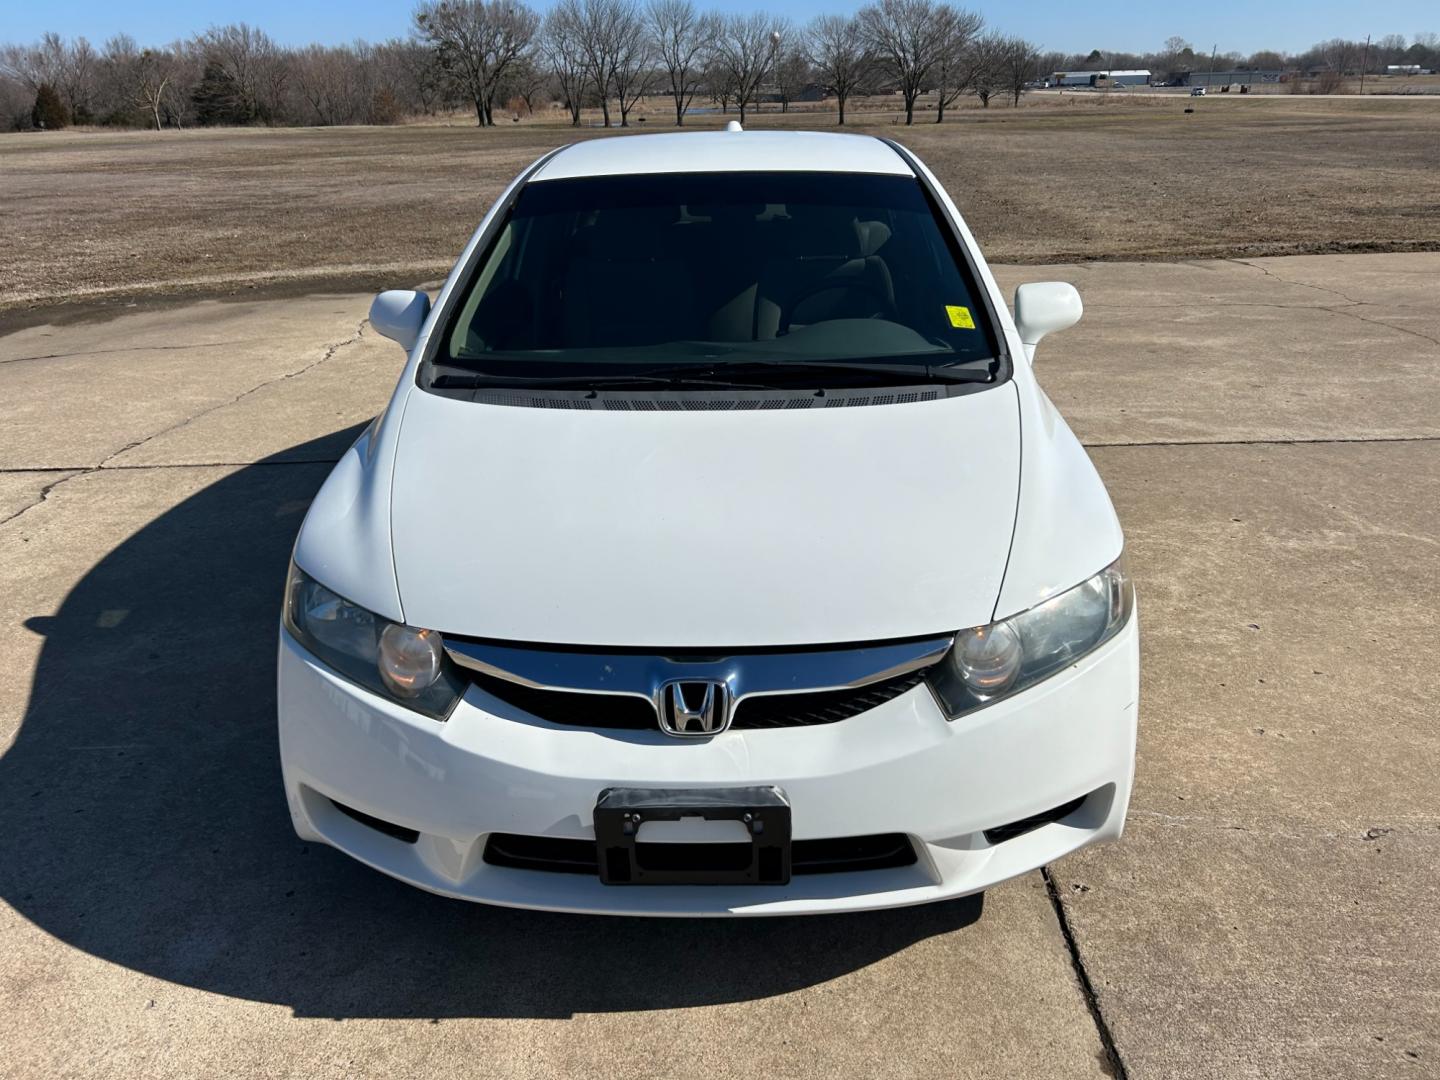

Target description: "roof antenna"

left=725, top=120, right=743, bottom=133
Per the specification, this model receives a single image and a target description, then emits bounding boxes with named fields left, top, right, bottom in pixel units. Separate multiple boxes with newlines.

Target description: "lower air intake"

left=982, top=797, right=1086, bottom=845
left=484, top=832, right=916, bottom=877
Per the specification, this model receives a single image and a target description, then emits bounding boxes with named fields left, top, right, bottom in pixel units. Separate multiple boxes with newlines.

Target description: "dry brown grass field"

left=1, top=93, right=1437, bottom=314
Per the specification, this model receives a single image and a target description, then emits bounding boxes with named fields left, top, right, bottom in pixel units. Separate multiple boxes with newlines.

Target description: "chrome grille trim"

left=444, top=636, right=954, bottom=726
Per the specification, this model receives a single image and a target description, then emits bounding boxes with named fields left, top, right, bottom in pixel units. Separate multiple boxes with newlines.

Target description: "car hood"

left=389, top=384, right=1021, bottom=647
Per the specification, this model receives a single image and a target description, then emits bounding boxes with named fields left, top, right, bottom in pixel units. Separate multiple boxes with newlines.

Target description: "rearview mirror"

left=369, top=290, right=431, bottom=352
left=1013, top=282, right=1083, bottom=361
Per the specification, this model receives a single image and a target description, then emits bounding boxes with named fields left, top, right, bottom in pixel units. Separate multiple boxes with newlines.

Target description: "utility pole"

left=765, top=29, right=781, bottom=115
left=1208, top=43, right=1217, bottom=89
left=1359, top=34, right=1371, bottom=95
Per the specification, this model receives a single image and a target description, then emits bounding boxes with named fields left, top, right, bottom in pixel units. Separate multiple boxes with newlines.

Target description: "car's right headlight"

left=283, top=561, right=464, bottom=720
left=928, top=556, right=1134, bottom=718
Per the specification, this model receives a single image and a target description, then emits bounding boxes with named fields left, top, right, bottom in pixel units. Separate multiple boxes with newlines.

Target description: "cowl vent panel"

left=469, top=386, right=946, bottom=411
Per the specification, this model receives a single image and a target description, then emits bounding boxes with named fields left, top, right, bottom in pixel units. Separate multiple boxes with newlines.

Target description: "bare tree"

left=131, top=44, right=182, bottom=129
left=1246, top=49, right=1286, bottom=71
left=414, top=0, right=540, bottom=126
left=647, top=0, right=708, bottom=125
left=773, top=45, right=810, bottom=112
left=386, top=39, right=447, bottom=115
left=931, top=8, right=985, bottom=121
left=100, top=33, right=139, bottom=121
left=0, top=40, right=52, bottom=93
left=160, top=42, right=201, bottom=127
left=857, top=0, right=955, bottom=125
left=609, top=0, right=652, bottom=126
left=501, top=55, right=549, bottom=116
left=255, top=39, right=291, bottom=124
left=1157, top=35, right=1193, bottom=77
left=295, top=45, right=359, bottom=125
left=715, top=12, right=781, bottom=124
left=1, top=34, right=96, bottom=121
left=351, top=40, right=384, bottom=121
left=1320, top=37, right=1359, bottom=74
left=543, top=2, right=588, bottom=126
left=62, top=36, right=97, bottom=121
left=807, top=14, right=868, bottom=125
left=562, top=0, right=613, bottom=125
left=705, top=52, right=737, bottom=113
left=998, top=35, right=1040, bottom=106
left=561, top=0, right=651, bottom=128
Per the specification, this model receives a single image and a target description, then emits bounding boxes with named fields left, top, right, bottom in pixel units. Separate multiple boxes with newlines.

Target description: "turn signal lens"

left=378, top=624, right=444, bottom=697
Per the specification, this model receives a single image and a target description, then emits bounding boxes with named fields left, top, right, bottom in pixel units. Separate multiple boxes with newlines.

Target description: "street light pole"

left=768, top=30, right=781, bottom=115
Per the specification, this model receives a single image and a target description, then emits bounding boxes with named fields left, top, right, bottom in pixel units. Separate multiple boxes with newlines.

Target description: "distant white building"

left=1386, top=64, right=1426, bottom=75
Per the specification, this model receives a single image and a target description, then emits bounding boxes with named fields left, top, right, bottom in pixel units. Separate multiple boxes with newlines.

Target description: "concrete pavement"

left=1, top=253, right=1437, bottom=1078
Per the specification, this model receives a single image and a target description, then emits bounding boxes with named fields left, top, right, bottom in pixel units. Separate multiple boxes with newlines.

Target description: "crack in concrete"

left=0, top=339, right=266, bottom=366
left=1087, top=435, right=1440, bottom=449
left=2, top=433, right=1435, bottom=484
left=1227, top=258, right=1370, bottom=307
left=1226, top=258, right=1440, bottom=348
left=0, top=319, right=367, bottom=530
left=1128, top=809, right=1440, bottom=838
left=0, top=460, right=344, bottom=474
left=96, top=321, right=368, bottom=471
left=1322, top=306, right=1440, bottom=349
left=0, top=471, right=81, bottom=529
left=1042, top=866, right=1129, bottom=1080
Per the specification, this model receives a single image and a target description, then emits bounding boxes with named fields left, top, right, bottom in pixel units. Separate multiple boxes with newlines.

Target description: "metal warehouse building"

left=1182, top=69, right=1285, bottom=88
left=1048, top=70, right=1151, bottom=87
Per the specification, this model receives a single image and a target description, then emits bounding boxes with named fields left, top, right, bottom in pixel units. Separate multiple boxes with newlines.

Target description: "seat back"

left=560, top=208, right=695, bottom=348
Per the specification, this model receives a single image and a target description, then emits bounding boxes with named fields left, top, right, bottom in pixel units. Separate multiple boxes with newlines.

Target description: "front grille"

left=470, top=672, right=655, bottom=729
left=735, top=669, right=927, bottom=728
left=484, top=832, right=917, bottom=876
left=468, top=667, right=929, bottom=731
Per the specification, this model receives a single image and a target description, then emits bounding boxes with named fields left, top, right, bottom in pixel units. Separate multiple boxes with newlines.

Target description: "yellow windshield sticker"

left=946, top=305, right=976, bottom=330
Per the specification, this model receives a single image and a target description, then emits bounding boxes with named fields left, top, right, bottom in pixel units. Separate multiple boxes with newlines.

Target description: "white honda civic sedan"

left=278, top=128, right=1138, bottom=916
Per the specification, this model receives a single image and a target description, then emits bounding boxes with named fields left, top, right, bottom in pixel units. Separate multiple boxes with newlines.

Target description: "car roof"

left=530, top=130, right=915, bottom=183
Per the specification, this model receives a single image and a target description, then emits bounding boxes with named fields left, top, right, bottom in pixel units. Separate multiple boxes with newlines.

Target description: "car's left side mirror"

left=1013, top=282, right=1083, bottom=361
left=369, top=290, right=431, bottom=352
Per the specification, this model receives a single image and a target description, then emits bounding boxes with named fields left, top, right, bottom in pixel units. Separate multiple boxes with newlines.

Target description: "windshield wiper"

left=430, top=372, right=773, bottom=391
left=623, top=358, right=996, bottom=385
left=430, top=357, right=994, bottom=392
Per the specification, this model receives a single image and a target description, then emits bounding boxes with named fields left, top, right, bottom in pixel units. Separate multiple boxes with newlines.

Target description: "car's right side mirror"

left=1013, top=282, right=1083, bottom=361
left=369, top=289, right=431, bottom=353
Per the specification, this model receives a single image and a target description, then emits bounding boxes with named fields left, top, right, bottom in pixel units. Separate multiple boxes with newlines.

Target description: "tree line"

left=0, top=0, right=1037, bottom=132
left=1048, top=33, right=1440, bottom=85
left=3, top=1, right=1437, bottom=133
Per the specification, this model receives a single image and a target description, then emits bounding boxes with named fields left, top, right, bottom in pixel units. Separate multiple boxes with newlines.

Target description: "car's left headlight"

left=928, top=556, right=1134, bottom=719
left=283, top=561, right=464, bottom=720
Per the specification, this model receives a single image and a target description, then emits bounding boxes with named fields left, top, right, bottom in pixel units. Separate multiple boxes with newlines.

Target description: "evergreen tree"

left=31, top=82, right=69, bottom=129
left=191, top=59, right=246, bottom=125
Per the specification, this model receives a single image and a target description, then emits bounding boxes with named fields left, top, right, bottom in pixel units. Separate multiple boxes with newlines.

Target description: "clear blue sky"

left=5, top=0, right=1435, bottom=55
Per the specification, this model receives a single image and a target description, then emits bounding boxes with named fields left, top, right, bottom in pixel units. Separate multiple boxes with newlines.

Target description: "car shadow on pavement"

left=1, top=426, right=982, bottom=1020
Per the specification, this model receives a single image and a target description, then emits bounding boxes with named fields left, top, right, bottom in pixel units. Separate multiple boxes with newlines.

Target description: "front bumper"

left=277, top=618, right=1138, bottom=916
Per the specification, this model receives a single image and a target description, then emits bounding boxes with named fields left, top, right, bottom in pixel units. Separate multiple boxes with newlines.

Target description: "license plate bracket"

left=594, top=786, right=791, bottom=885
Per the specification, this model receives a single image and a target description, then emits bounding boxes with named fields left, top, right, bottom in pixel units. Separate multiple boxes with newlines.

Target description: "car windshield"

left=425, top=170, right=1003, bottom=390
